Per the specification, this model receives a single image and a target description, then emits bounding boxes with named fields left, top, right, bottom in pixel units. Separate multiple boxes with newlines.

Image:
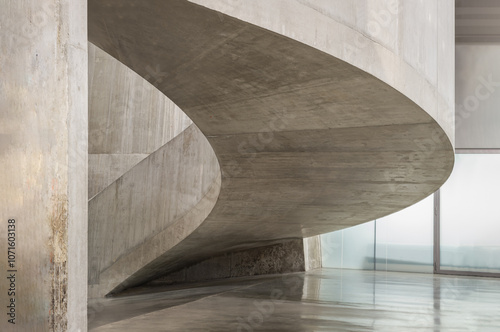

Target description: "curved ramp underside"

left=88, top=0, right=454, bottom=295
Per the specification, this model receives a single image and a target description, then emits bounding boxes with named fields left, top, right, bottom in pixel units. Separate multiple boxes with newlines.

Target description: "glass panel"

left=320, top=229, right=342, bottom=268
left=440, top=153, right=500, bottom=273
left=321, top=221, right=375, bottom=270
left=375, top=195, right=434, bottom=273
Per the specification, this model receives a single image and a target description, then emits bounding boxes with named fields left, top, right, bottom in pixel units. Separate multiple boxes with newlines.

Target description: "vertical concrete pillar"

left=0, top=1, right=87, bottom=331
left=303, top=236, right=322, bottom=271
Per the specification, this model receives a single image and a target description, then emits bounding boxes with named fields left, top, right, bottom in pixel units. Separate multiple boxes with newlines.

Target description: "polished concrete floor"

left=89, top=268, right=500, bottom=331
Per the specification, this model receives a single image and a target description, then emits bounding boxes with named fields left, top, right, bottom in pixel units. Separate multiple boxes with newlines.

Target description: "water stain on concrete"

left=48, top=194, right=68, bottom=331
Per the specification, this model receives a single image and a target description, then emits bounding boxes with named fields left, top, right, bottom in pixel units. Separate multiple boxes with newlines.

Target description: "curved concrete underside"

left=88, top=0, right=454, bottom=296
left=88, top=43, right=194, bottom=199
left=88, top=43, right=224, bottom=299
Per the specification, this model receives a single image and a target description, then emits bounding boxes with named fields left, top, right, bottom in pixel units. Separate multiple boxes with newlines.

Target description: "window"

left=321, top=152, right=500, bottom=277
left=439, top=153, right=500, bottom=273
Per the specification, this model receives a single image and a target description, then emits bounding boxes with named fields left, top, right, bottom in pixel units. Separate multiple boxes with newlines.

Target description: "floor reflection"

left=90, top=268, right=500, bottom=331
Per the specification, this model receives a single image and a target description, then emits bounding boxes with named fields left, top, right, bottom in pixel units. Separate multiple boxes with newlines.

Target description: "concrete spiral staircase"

left=88, top=44, right=221, bottom=298
left=88, top=0, right=455, bottom=298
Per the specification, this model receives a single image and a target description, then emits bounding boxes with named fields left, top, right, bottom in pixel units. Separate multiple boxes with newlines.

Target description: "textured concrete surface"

left=88, top=153, right=148, bottom=198
left=303, top=236, right=322, bottom=271
left=190, top=0, right=456, bottom=144
left=147, top=239, right=305, bottom=286
left=88, top=0, right=455, bottom=296
left=88, top=43, right=218, bottom=298
left=89, top=269, right=500, bottom=331
left=89, top=124, right=220, bottom=298
left=88, top=43, right=193, bottom=198
left=0, top=0, right=87, bottom=331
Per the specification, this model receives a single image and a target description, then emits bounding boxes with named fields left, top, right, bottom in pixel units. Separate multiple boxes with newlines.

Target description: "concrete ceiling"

left=456, top=0, right=500, bottom=43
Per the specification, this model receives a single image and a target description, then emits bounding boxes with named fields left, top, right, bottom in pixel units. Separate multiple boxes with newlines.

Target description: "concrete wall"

left=147, top=239, right=305, bottom=287
left=88, top=43, right=193, bottom=198
left=189, top=0, right=456, bottom=144
left=0, top=1, right=87, bottom=331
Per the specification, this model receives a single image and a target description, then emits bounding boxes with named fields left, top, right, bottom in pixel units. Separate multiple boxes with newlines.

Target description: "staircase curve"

left=88, top=0, right=455, bottom=297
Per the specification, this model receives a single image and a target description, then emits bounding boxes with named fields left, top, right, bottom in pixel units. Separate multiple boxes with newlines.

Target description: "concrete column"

left=304, top=236, right=322, bottom=271
left=0, top=1, right=87, bottom=331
